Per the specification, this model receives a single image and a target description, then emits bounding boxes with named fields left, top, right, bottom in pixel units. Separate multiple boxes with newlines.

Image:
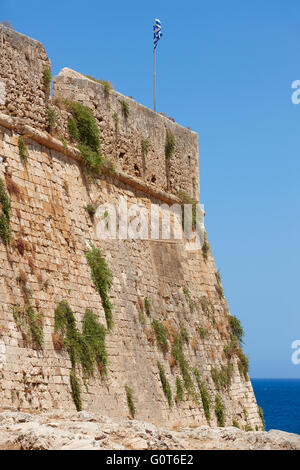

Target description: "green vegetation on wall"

left=84, top=75, right=112, bottom=98
left=215, top=395, right=225, bottom=427
left=237, top=351, right=249, bottom=380
left=12, top=302, right=44, bottom=350
left=54, top=301, right=107, bottom=410
left=258, top=405, right=265, bottom=430
left=157, top=361, right=172, bottom=407
left=0, top=178, right=11, bottom=245
left=202, top=231, right=209, bottom=261
left=152, top=319, right=169, bottom=354
left=141, top=139, right=150, bottom=157
left=194, top=368, right=211, bottom=422
left=47, top=107, right=60, bottom=130
left=121, top=100, right=130, bottom=119
left=224, top=315, right=249, bottom=381
left=70, top=369, right=82, bottom=412
left=215, top=270, right=224, bottom=299
left=125, top=386, right=136, bottom=418
left=197, top=326, right=207, bottom=339
left=165, top=130, right=175, bottom=159
left=113, top=112, right=119, bottom=131
left=144, top=297, right=151, bottom=316
left=67, top=101, right=104, bottom=175
left=211, top=362, right=233, bottom=391
left=43, top=65, right=51, bottom=89
left=85, top=244, right=114, bottom=330
left=175, top=376, right=184, bottom=402
left=171, top=331, right=194, bottom=394
left=183, top=287, right=195, bottom=312
left=229, top=315, right=244, bottom=343
left=18, top=136, right=28, bottom=162
left=85, top=204, right=96, bottom=217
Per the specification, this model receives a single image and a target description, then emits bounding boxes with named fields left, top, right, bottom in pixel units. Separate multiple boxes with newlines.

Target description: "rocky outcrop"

left=0, top=411, right=299, bottom=450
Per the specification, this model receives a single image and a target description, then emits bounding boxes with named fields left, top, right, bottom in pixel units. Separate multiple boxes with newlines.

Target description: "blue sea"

left=252, top=379, right=300, bottom=435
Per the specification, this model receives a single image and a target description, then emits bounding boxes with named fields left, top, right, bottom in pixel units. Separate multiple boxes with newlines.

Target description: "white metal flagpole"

left=154, top=47, right=156, bottom=112
left=153, top=19, right=162, bottom=113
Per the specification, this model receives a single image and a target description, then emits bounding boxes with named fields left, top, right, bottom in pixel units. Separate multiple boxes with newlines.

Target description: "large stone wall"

left=0, top=28, right=262, bottom=430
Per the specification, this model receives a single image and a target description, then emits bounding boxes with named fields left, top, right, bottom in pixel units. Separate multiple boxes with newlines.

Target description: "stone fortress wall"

left=0, top=24, right=262, bottom=430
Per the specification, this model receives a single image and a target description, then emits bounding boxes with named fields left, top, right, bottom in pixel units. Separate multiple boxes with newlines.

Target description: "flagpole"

left=153, top=47, right=156, bottom=112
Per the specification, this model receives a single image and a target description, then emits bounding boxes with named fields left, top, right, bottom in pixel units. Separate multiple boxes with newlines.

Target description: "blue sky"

left=2, top=0, right=300, bottom=378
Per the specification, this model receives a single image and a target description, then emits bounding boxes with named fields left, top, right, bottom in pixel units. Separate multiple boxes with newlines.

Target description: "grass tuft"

left=215, top=395, right=225, bottom=426
left=157, top=362, right=172, bottom=407
left=85, top=244, right=114, bottom=330
left=43, top=66, right=51, bottom=89
left=121, top=100, right=130, bottom=118
left=18, top=137, right=28, bottom=162
left=152, top=319, right=169, bottom=354
left=125, top=386, right=136, bottom=418
left=0, top=178, right=11, bottom=245
left=165, top=130, right=175, bottom=159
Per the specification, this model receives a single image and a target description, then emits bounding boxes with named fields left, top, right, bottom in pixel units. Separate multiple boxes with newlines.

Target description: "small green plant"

left=0, top=179, right=11, bottom=245
left=85, top=244, right=114, bottom=330
left=18, top=136, right=28, bottom=161
left=144, top=298, right=151, bottom=316
left=229, top=315, right=244, bottom=343
left=258, top=406, right=265, bottom=430
left=200, top=296, right=212, bottom=317
left=138, top=309, right=146, bottom=325
left=215, top=270, right=224, bottom=299
left=43, top=65, right=51, bottom=89
left=237, top=350, right=249, bottom=380
left=232, top=419, right=240, bottom=428
left=224, top=335, right=240, bottom=359
left=85, top=204, right=96, bottom=217
left=194, top=369, right=211, bottom=421
left=12, top=302, right=44, bottom=350
left=202, top=231, right=209, bottom=261
left=101, top=81, right=112, bottom=98
left=54, top=301, right=107, bottom=409
left=113, top=112, right=119, bottom=131
left=183, top=287, right=195, bottom=312
left=70, top=369, right=82, bottom=411
left=175, top=376, right=184, bottom=402
left=125, top=386, right=136, bottom=418
left=171, top=332, right=194, bottom=394
left=157, top=362, right=172, bottom=407
left=152, top=319, right=169, bottom=354
left=245, top=425, right=253, bottom=432
left=121, top=100, right=130, bottom=118
left=47, top=107, right=60, bottom=130
left=179, top=327, right=189, bottom=344
left=198, top=327, right=207, bottom=339
left=215, top=395, right=225, bottom=427
left=67, top=101, right=104, bottom=176
left=141, top=139, right=150, bottom=157
left=211, top=362, right=233, bottom=391
left=165, top=130, right=175, bottom=159
left=84, top=75, right=112, bottom=98
left=82, top=309, right=107, bottom=376
left=68, top=116, right=80, bottom=141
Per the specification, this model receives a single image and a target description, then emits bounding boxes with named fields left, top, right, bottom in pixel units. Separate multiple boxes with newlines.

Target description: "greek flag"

left=153, top=19, right=162, bottom=50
